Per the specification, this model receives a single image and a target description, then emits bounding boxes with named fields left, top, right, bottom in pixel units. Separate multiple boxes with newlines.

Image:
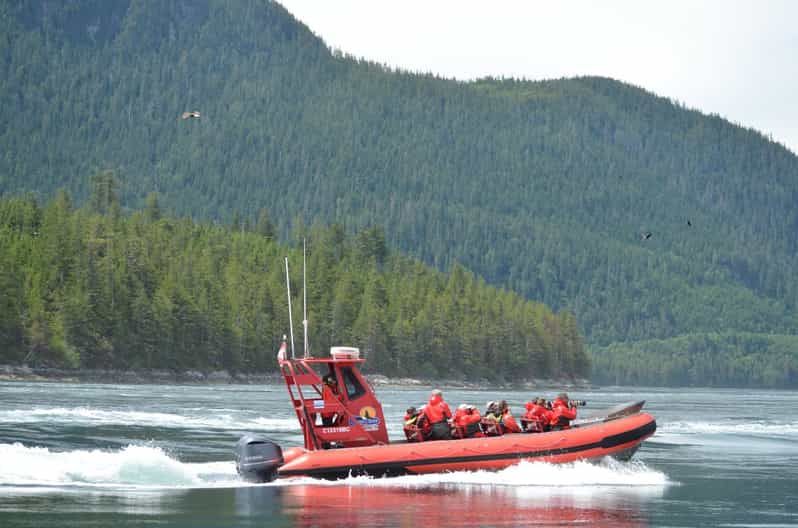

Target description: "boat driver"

left=320, top=374, right=340, bottom=426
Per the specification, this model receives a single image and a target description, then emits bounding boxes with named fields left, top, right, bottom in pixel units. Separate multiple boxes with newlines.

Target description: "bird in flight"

left=181, top=111, right=201, bottom=120
left=687, top=220, right=692, bottom=227
left=640, top=231, right=652, bottom=240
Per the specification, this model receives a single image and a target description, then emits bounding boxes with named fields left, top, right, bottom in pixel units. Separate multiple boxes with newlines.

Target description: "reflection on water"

left=247, top=483, right=659, bottom=528
left=0, top=482, right=660, bottom=527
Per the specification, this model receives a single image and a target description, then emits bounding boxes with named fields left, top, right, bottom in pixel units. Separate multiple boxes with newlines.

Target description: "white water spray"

left=0, top=443, right=669, bottom=491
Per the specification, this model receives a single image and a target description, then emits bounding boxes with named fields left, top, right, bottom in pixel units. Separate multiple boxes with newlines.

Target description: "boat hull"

left=277, top=412, right=656, bottom=479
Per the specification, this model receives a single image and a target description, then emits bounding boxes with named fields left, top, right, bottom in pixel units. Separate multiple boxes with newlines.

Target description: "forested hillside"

left=1, top=0, right=797, bottom=386
left=591, top=333, right=798, bottom=388
left=0, top=190, right=588, bottom=380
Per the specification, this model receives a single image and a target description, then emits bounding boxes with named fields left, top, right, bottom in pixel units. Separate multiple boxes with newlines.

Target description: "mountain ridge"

left=2, top=0, right=797, bottom=385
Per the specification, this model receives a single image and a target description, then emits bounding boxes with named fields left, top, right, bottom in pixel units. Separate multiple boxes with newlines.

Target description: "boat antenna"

left=302, top=239, right=309, bottom=358
left=284, top=256, right=296, bottom=360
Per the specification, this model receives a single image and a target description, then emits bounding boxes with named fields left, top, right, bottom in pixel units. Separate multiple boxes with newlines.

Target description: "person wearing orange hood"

left=549, top=393, right=578, bottom=430
left=422, top=389, right=452, bottom=440
left=452, top=404, right=483, bottom=438
left=522, top=397, right=553, bottom=432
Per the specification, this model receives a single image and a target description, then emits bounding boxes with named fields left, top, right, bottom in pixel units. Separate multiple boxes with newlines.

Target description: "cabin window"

left=341, top=367, right=366, bottom=400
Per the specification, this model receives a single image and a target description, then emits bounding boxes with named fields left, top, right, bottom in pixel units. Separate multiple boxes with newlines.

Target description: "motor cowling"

left=235, top=435, right=283, bottom=483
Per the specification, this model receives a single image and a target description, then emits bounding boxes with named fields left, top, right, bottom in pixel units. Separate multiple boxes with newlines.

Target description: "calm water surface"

left=0, top=381, right=796, bottom=527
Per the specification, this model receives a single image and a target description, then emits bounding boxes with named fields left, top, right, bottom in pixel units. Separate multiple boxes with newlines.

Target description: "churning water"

left=0, top=382, right=796, bottom=526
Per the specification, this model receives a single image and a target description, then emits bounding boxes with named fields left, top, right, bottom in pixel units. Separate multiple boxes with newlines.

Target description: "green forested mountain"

left=0, top=191, right=588, bottom=381
left=1, top=0, right=797, bottom=386
left=591, top=333, right=798, bottom=388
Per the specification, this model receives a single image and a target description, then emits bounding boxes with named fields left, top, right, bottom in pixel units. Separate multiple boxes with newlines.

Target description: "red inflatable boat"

left=235, top=340, right=656, bottom=482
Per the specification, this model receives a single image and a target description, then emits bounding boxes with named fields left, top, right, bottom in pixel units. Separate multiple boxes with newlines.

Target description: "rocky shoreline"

left=0, top=364, right=593, bottom=391
left=0, top=364, right=282, bottom=385
left=366, top=374, right=594, bottom=391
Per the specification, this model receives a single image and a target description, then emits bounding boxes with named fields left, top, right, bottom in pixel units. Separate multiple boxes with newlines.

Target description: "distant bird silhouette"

left=687, top=220, right=692, bottom=227
left=641, top=231, right=652, bottom=240
left=180, top=111, right=201, bottom=120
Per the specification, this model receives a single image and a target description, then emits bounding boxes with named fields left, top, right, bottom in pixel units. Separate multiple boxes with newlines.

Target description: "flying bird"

left=641, top=231, right=652, bottom=240
left=687, top=220, right=692, bottom=227
left=181, top=111, right=201, bottom=120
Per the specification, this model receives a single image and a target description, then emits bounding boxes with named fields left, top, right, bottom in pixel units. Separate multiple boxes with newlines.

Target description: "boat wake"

left=0, top=442, right=239, bottom=488
left=283, top=458, right=669, bottom=490
left=661, top=420, right=798, bottom=437
left=652, top=420, right=798, bottom=450
left=0, top=442, right=669, bottom=492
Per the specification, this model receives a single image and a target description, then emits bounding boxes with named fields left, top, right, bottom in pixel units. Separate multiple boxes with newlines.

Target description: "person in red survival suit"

left=403, top=406, right=428, bottom=442
left=498, top=400, right=522, bottom=434
left=481, top=400, right=504, bottom=436
left=452, top=404, right=483, bottom=438
left=522, top=397, right=553, bottom=433
left=321, top=374, right=340, bottom=426
left=549, top=393, right=578, bottom=430
left=422, top=389, right=452, bottom=440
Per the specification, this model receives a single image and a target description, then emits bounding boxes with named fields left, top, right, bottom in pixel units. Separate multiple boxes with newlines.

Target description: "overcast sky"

left=278, top=0, right=798, bottom=154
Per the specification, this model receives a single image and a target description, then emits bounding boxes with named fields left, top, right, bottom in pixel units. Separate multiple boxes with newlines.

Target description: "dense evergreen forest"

left=591, top=333, right=798, bottom=388
left=0, top=189, right=589, bottom=381
left=1, top=0, right=797, bottom=386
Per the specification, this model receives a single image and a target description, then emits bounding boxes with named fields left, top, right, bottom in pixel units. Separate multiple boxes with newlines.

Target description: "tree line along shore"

left=0, top=364, right=592, bottom=392
left=0, top=187, right=588, bottom=383
left=2, top=183, right=797, bottom=388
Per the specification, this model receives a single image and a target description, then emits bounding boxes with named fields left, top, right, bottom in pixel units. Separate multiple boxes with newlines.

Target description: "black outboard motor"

left=235, top=435, right=284, bottom=483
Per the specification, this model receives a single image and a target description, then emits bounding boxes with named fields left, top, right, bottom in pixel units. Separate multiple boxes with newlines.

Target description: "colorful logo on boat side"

left=358, top=406, right=377, bottom=419
left=352, top=406, right=381, bottom=431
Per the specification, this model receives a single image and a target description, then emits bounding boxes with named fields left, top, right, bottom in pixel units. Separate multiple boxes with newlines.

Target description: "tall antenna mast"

left=284, top=257, right=296, bottom=360
left=302, top=239, right=309, bottom=358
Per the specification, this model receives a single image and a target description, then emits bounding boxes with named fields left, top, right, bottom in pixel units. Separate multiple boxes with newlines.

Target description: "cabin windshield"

left=341, top=366, right=366, bottom=400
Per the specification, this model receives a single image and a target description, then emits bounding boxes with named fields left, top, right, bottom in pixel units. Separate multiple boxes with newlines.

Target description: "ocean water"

left=0, top=381, right=796, bottom=527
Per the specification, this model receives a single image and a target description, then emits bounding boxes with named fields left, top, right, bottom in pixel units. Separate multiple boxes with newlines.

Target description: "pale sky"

left=278, top=0, right=798, bottom=154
